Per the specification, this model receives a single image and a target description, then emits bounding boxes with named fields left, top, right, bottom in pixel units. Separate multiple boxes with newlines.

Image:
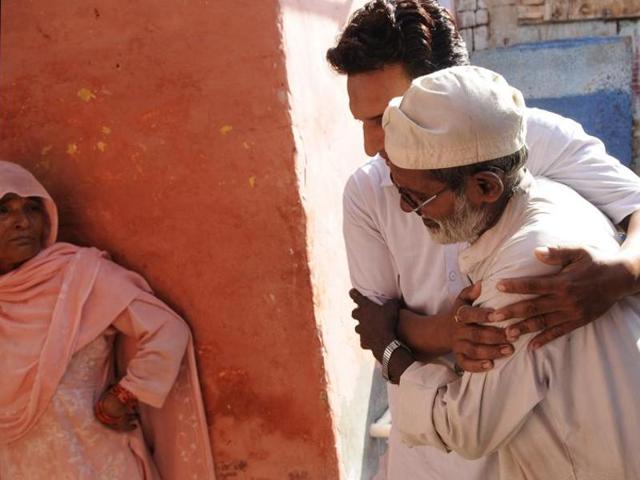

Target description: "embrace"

left=331, top=1, right=640, bottom=479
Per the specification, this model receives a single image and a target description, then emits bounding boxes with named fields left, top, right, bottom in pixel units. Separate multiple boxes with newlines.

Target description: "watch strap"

left=382, top=339, right=410, bottom=382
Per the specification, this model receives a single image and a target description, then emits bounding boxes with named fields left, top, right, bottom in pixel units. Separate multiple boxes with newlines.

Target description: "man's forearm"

left=397, top=308, right=451, bottom=362
left=384, top=309, right=451, bottom=385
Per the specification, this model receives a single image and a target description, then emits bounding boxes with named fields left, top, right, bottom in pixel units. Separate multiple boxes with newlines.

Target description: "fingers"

left=528, top=322, right=577, bottom=351
left=489, top=296, right=562, bottom=323
left=118, top=415, right=138, bottom=431
left=99, top=413, right=138, bottom=432
left=458, top=282, right=482, bottom=303
left=455, top=305, right=494, bottom=324
left=450, top=323, right=513, bottom=373
left=455, top=353, right=494, bottom=373
left=503, top=311, right=574, bottom=341
left=534, top=246, right=586, bottom=267
left=349, top=288, right=364, bottom=303
left=454, top=339, right=513, bottom=361
left=458, top=323, right=509, bottom=344
left=498, top=246, right=591, bottom=294
left=496, top=273, right=559, bottom=295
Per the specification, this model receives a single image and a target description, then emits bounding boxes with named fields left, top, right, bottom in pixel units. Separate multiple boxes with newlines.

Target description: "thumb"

left=458, top=282, right=482, bottom=303
left=534, top=246, right=585, bottom=267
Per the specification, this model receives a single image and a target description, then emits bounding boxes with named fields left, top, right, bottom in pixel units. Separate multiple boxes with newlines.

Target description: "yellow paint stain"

left=66, top=143, right=78, bottom=155
left=220, top=125, right=233, bottom=135
left=248, top=176, right=256, bottom=188
left=96, top=142, right=107, bottom=152
left=101, top=126, right=112, bottom=135
left=77, top=88, right=96, bottom=102
left=37, top=159, right=52, bottom=171
left=41, top=145, right=53, bottom=156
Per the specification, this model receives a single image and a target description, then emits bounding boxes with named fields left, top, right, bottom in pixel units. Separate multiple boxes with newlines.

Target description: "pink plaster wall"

left=0, top=1, right=339, bottom=478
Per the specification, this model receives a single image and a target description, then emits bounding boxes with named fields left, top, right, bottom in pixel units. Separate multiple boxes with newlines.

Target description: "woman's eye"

left=26, top=200, right=43, bottom=212
left=0, top=205, right=9, bottom=215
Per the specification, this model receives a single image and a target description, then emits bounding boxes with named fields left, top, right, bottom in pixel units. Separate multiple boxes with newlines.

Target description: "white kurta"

left=396, top=172, right=640, bottom=479
left=343, top=108, right=640, bottom=479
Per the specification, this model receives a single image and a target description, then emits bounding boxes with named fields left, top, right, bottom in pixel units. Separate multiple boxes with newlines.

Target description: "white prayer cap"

left=382, top=65, right=526, bottom=170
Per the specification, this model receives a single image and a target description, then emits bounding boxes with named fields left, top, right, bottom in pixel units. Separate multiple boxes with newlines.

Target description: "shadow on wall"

left=280, top=0, right=357, bottom=24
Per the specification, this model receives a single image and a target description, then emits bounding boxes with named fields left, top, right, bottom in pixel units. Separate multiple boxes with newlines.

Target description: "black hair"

left=326, top=0, right=469, bottom=78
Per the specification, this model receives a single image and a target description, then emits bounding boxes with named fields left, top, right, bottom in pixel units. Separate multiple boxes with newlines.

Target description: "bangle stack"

left=110, top=384, right=139, bottom=410
left=95, top=399, right=123, bottom=425
left=94, top=384, right=139, bottom=426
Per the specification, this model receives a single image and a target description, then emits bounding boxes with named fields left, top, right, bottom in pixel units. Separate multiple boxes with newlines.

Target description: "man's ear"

left=466, top=171, right=504, bottom=204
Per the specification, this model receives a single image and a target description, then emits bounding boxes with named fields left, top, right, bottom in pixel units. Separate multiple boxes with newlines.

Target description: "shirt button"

left=449, top=271, right=457, bottom=281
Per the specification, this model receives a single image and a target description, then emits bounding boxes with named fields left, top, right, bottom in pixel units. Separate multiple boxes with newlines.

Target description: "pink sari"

left=0, top=161, right=215, bottom=479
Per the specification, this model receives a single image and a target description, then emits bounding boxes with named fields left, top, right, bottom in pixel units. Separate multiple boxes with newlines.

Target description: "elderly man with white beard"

left=374, top=65, right=640, bottom=479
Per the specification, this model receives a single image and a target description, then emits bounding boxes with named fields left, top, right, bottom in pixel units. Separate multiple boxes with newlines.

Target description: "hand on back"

left=489, top=245, right=628, bottom=350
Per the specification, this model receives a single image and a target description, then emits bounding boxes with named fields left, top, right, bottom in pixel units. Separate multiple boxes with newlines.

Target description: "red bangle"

left=95, top=399, right=123, bottom=425
left=110, top=384, right=138, bottom=410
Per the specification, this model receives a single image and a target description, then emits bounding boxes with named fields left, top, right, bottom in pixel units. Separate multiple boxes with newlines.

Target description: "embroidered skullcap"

left=382, top=65, right=526, bottom=169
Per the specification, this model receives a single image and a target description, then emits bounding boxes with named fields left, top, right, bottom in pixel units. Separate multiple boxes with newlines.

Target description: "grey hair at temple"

left=429, top=146, right=528, bottom=194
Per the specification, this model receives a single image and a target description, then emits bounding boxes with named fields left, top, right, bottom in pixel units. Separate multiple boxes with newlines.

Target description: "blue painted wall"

left=472, top=37, right=633, bottom=165
left=529, top=91, right=632, bottom=165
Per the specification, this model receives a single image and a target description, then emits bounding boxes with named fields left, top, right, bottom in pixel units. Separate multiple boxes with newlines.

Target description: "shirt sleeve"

left=343, top=172, right=400, bottom=305
left=525, top=108, right=640, bottom=224
left=395, top=234, right=559, bottom=459
left=112, top=298, right=190, bottom=408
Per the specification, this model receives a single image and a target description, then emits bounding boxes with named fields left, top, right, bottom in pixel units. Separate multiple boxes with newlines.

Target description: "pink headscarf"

left=0, top=161, right=215, bottom=478
left=0, top=160, right=58, bottom=246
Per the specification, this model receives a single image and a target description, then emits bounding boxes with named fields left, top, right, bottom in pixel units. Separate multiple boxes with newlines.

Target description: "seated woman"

left=0, top=161, right=215, bottom=479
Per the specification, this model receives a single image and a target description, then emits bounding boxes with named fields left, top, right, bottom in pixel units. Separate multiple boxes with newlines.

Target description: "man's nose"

left=363, top=123, right=385, bottom=157
left=399, top=198, right=413, bottom=214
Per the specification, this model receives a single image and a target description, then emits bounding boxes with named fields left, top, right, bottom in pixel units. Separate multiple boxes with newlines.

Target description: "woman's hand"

left=95, top=386, right=138, bottom=431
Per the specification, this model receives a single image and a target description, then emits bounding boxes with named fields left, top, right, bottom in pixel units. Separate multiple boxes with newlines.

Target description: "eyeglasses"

left=389, top=173, right=447, bottom=214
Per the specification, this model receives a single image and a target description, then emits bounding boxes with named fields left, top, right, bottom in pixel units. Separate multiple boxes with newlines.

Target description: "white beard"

left=423, top=192, right=491, bottom=244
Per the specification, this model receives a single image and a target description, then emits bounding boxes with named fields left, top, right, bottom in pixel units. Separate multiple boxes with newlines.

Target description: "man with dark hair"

left=328, top=1, right=640, bottom=479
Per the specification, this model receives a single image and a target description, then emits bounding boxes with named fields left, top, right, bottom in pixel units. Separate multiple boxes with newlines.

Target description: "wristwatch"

left=381, top=339, right=411, bottom=382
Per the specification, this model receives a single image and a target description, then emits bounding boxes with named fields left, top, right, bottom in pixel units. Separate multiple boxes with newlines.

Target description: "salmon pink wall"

left=279, top=1, right=382, bottom=478
left=0, top=1, right=339, bottom=478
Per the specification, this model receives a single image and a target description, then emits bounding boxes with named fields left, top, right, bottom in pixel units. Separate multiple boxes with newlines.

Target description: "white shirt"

left=396, top=171, right=640, bottom=479
left=343, top=108, right=640, bottom=480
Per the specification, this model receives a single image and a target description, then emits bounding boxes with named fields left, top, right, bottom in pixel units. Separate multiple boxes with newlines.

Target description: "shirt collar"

left=458, top=169, right=533, bottom=277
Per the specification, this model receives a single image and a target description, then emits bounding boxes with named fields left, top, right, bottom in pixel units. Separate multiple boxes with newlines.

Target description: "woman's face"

left=0, top=193, right=47, bottom=274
